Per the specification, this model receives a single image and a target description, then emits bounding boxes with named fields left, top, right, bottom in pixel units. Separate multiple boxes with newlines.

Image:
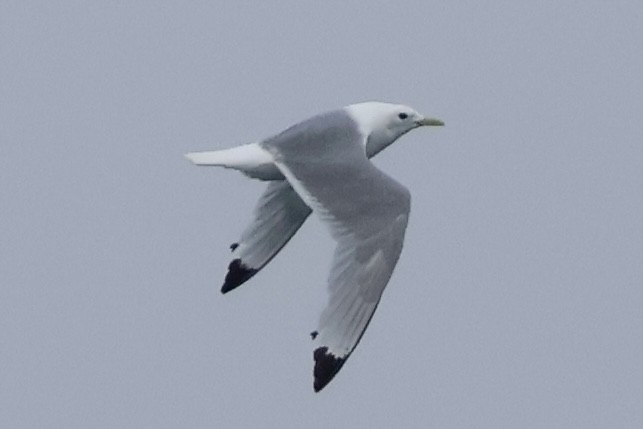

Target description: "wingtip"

left=221, top=258, right=258, bottom=294
left=313, top=346, right=346, bottom=392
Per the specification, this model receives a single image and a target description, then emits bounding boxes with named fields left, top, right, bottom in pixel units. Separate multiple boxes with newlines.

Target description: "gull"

left=186, top=102, right=444, bottom=391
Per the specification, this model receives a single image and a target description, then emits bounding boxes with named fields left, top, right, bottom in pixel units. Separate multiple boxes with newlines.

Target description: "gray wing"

left=221, top=180, right=312, bottom=293
left=311, top=211, right=409, bottom=392
left=262, top=112, right=411, bottom=391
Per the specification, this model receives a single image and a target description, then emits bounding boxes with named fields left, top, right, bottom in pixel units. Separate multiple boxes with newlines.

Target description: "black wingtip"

left=313, top=347, right=346, bottom=392
left=221, top=258, right=258, bottom=294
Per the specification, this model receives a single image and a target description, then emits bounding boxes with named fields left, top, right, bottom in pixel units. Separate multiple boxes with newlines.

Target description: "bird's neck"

left=365, top=129, right=403, bottom=158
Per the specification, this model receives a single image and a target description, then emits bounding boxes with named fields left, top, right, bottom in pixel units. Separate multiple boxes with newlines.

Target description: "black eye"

left=398, top=112, right=408, bottom=120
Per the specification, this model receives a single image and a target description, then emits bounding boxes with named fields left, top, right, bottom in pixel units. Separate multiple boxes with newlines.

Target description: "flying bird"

left=186, top=102, right=444, bottom=391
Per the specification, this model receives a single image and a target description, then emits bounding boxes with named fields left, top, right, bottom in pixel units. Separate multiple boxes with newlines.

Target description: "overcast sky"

left=2, top=1, right=642, bottom=428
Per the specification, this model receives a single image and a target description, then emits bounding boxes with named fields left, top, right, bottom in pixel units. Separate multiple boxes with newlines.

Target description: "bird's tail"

left=185, top=142, right=272, bottom=167
left=184, top=143, right=281, bottom=180
left=184, top=150, right=225, bottom=166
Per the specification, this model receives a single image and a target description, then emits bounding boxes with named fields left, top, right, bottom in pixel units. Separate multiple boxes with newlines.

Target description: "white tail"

left=184, top=150, right=228, bottom=166
left=185, top=143, right=272, bottom=168
left=185, top=142, right=282, bottom=180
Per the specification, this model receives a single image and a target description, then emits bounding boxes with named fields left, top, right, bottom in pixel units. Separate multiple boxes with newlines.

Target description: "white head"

left=344, top=101, right=444, bottom=157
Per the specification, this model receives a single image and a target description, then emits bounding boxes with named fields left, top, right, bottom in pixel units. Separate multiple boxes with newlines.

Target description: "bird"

left=186, top=101, right=444, bottom=391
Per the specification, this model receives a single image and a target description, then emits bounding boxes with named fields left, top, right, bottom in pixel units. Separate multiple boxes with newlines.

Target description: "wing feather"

left=221, top=181, right=311, bottom=293
left=263, top=125, right=411, bottom=391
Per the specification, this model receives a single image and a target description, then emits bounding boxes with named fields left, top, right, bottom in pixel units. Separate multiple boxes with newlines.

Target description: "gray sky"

left=2, top=1, right=642, bottom=427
